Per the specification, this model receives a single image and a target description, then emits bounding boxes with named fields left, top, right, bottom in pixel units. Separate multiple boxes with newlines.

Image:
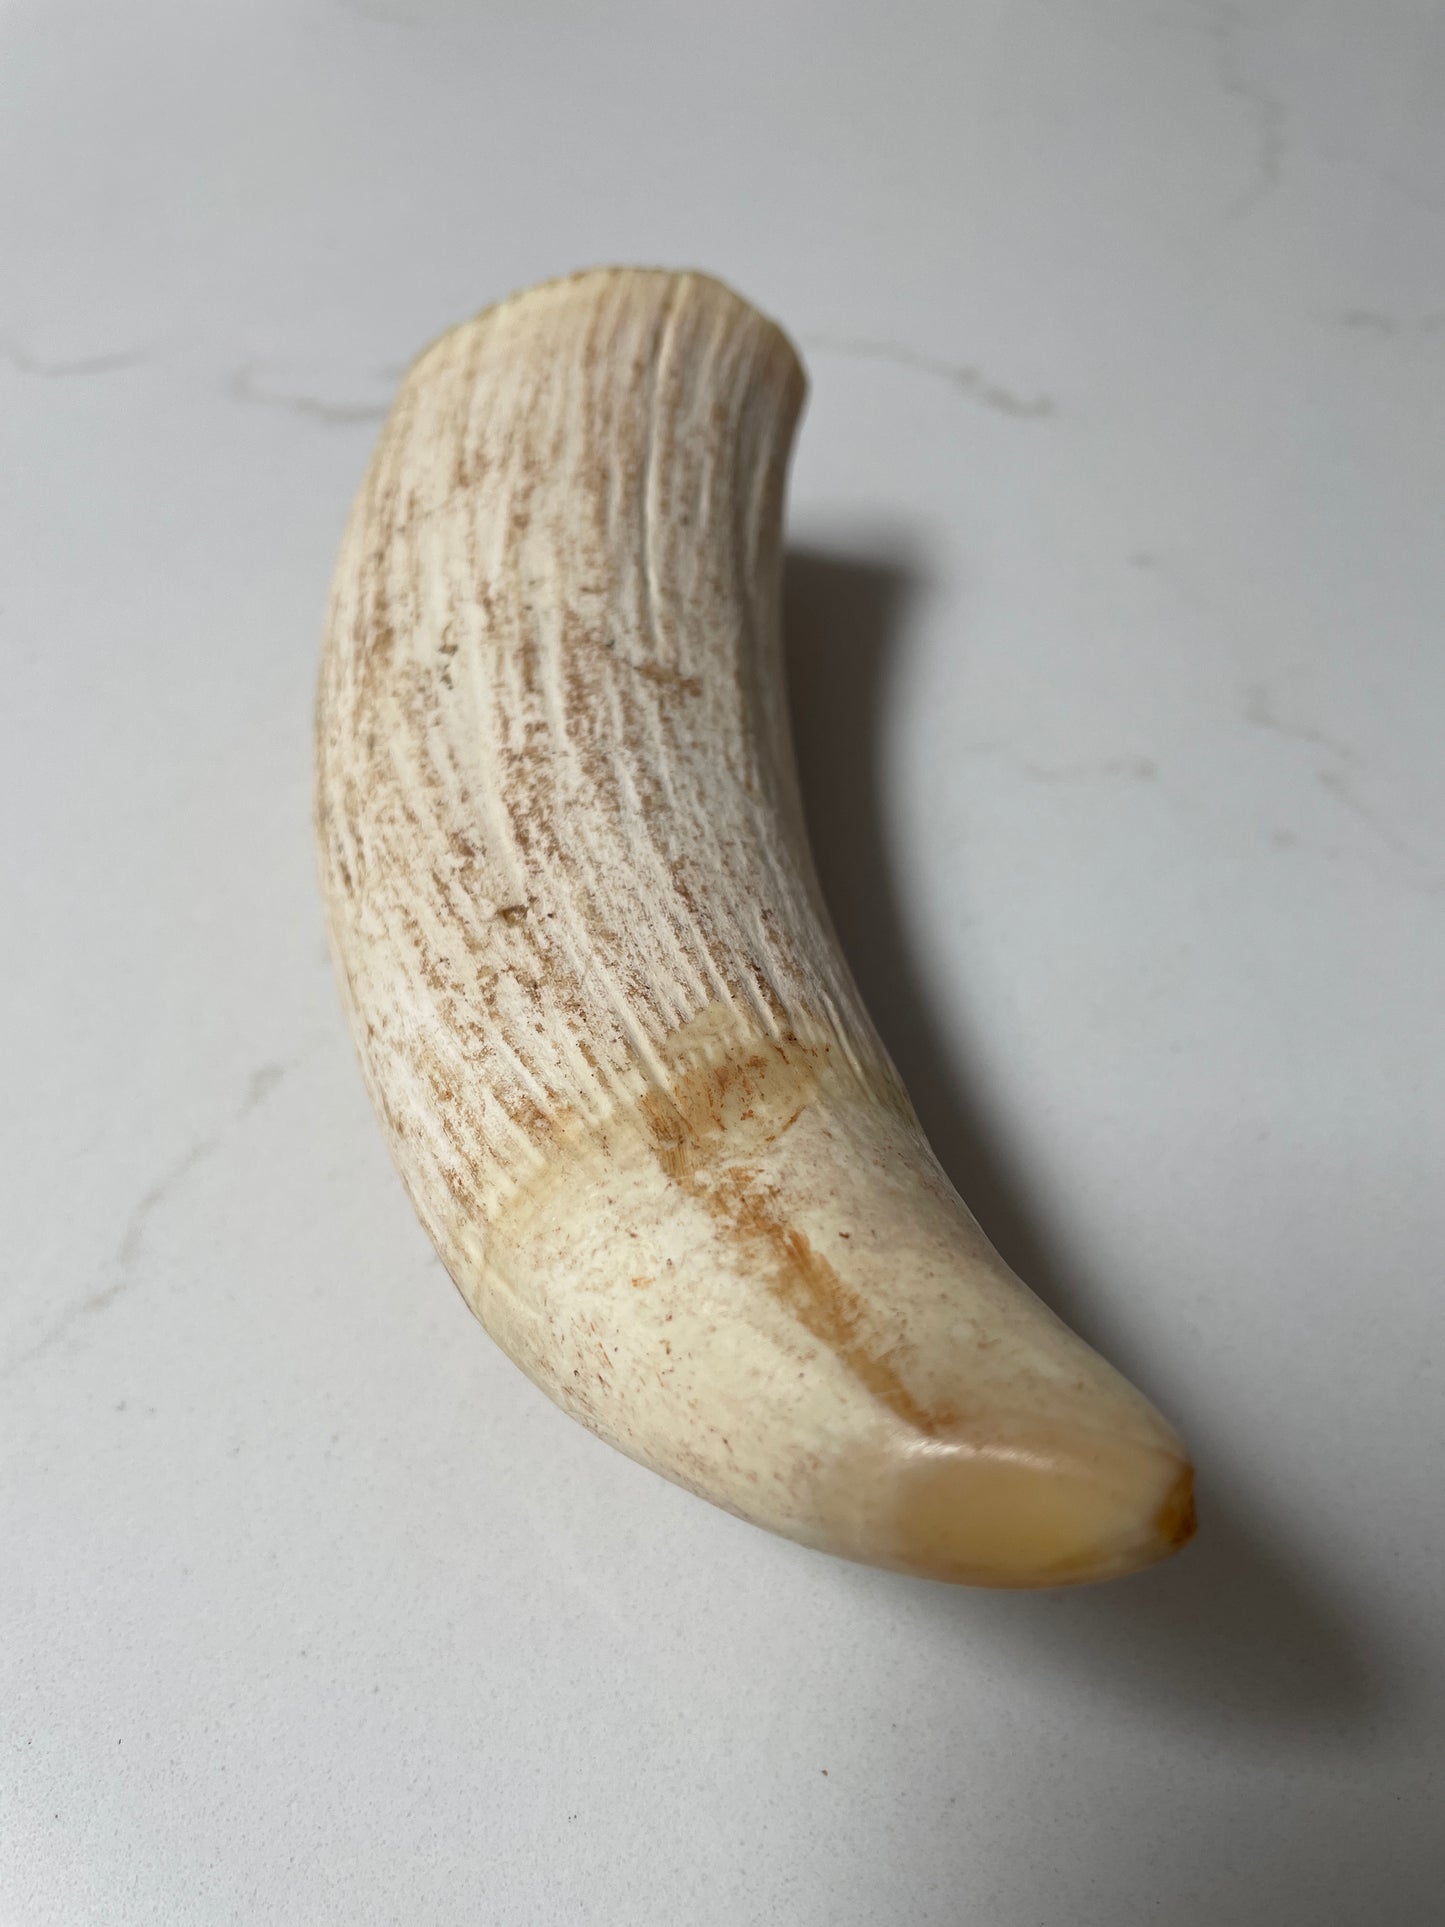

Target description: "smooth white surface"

left=2, top=3, right=1441, bottom=1921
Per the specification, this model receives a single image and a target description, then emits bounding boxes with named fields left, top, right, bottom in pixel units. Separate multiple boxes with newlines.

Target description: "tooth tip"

left=868, top=1428, right=1196, bottom=1590
left=1155, top=1458, right=1198, bottom=1554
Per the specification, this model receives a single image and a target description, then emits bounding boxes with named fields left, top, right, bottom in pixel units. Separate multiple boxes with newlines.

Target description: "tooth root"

left=316, top=267, right=1195, bottom=1587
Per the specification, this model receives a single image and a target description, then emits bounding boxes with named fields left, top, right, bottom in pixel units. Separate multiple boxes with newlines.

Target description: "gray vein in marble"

left=1208, top=1, right=1286, bottom=219
left=0, top=1058, right=299, bottom=1384
left=1129, top=548, right=1234, bottom=623
left=1329, top=308, right=1445, bottom=339
left=228, top=362, right=395, bottom=426
left=1129, top=573, right=1439, bottom=887
left=1243, top=683, right=1441, bottom=889
left=1024, top=754, right=1158, bottom=784
left=800, top=335, right=1055, bottom=418
left=1378, top=165, right=1445, bottom=219
left=1311, top=130, right=1445, bottom=219
left=1242, top=682, right=1358, bottom=767
left=0, top=336, right=149, bottom=379
left=960, top=741, right=1158, bottom=784
left=1315, top=768, right=1439, bottom=886
left=335, top=0, right=437, bottom=22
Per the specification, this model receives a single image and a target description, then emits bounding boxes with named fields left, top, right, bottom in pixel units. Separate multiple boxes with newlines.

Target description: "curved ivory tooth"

left=316, top=267, right=1195, bottom=1588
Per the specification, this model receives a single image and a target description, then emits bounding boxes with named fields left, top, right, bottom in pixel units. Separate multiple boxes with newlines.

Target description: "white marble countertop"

left=3, top=3, right=1442, bottom=1922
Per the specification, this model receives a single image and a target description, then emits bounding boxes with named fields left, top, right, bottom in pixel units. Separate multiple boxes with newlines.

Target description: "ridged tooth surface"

left=316, top=266, right=1195, bottom=1587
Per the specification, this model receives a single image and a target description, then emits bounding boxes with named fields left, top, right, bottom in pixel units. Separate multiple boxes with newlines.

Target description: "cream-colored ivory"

left=316, top=268, right=1194, bottom=1586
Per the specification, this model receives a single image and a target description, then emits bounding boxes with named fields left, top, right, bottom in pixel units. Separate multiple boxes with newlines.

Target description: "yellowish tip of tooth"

left=882, top=1431, right=1196, bottom=1589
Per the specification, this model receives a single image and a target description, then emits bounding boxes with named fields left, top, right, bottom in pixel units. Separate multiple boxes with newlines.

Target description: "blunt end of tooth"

left=873, top=1429, right=1196, bottom=1590
left=1154, top=1458, right=1198, bottom=1557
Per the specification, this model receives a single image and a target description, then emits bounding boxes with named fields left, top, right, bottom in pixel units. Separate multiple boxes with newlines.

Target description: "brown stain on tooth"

left=636, top=1039, right=957, bottom=1438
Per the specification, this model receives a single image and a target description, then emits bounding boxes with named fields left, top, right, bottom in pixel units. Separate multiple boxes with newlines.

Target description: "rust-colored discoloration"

left=629, top=656, right=702, bottom=698
left=635, top=1038, right=956, bottom=1437
left=713, top=1167, right=958, bottom=1437
left=1156, top=1461, right=1198, bottom=1551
